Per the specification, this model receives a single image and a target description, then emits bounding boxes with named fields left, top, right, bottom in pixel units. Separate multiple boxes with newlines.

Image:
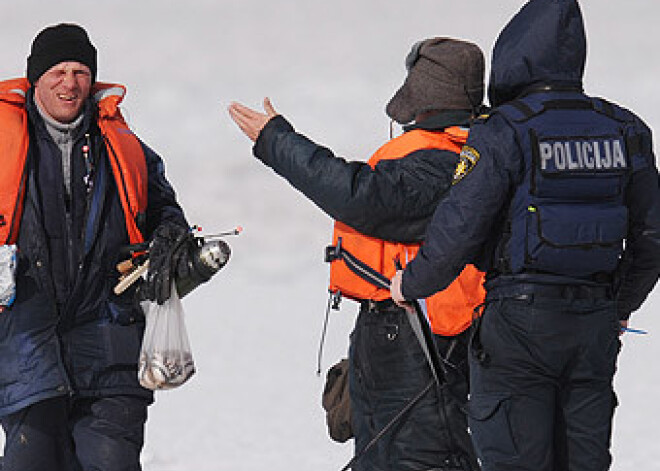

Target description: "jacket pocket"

left=467, top=393, right=518, bottom=464
left=101, top=321, right=144, bottom=366
left=106, top=295, right=143, bottom=326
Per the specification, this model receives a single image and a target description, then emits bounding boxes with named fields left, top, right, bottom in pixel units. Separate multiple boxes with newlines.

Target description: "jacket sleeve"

left=402, top=114, right=521, bottom=299
left=614, top=120, right=660, bottom=319
left=253, top=115, right=459, bottom=243
left=141, top=142, right=188, bottom=237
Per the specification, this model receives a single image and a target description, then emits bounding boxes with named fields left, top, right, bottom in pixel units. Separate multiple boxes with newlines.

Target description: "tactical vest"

left=495, top=95, right=635, bottom=278
left=0, top=78, right=147, bottom=245
left=326, top=127, right=485, bottom=336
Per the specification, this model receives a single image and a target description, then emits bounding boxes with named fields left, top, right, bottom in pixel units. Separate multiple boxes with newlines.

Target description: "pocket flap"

left=468, top=393, right=511, bottom=421
left=537, top=204, right=627, bottom=246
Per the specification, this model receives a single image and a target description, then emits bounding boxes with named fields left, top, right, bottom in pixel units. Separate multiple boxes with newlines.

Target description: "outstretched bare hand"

left=228, top=97, right=278, bottom=142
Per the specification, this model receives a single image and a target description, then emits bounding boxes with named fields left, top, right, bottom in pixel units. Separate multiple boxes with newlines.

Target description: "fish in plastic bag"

left=138, top=281, right=195, bottom=390
left=0, top=245, right=17, bottom=312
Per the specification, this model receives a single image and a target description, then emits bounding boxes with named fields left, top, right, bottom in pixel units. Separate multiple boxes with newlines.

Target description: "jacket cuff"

left=253, top=115, right=295, bottom=165
left=401, top=269, right=417, bottom=301
left=618, top=311, right=631, bottom=321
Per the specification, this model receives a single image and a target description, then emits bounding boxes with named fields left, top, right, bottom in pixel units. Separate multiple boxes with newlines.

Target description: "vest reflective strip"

left=94, top=87, right=124, bottom=102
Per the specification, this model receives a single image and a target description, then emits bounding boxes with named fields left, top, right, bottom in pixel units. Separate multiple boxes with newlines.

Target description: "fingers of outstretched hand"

left=228, top=102, right=265, bottom=142
left=263, top=97, right=277, bottom=117
left=228, top=99, right=279, bottom=142
left=228, top=104, right=254, bottom=137
left=228, top=101, right=258, bottom=120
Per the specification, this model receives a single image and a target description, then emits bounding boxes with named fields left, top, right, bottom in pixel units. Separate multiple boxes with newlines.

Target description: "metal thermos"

left=175, top=238, right=231, bottom=298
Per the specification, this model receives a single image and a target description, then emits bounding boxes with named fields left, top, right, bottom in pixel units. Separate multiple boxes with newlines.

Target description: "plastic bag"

left=0, top=245, right=17, bottom=311
left=138, top=281, right=195, bottom=390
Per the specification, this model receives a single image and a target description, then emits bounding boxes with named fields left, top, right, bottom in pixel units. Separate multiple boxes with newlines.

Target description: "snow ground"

left=3, top=1, right=660, bottom=470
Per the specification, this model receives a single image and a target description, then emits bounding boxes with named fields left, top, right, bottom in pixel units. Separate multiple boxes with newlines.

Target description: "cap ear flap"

left=404, top=40, right=425, bottom=71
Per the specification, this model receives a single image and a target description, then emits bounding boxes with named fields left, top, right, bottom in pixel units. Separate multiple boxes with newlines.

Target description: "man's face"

left=33, top=61, right=92, bottom=124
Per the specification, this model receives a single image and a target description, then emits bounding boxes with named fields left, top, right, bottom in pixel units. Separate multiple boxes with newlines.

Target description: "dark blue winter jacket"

left=402, top=0, right=660, bottom=319
left=0, top=89, right=186, bottom=416
left=254, top=111, right=471, bottom=243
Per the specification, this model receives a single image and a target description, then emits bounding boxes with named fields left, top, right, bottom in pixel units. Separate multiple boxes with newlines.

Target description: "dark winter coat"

left=253, top=111, right=472, bottom=243
left=0, top=89, right=186, bottom=416
left=402, top=0, right=660, bottom=319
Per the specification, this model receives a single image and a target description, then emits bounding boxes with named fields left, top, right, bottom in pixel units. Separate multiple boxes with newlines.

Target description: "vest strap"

left=325, top=238, right=390, bottom=291
left=509, top=100, right=536, bottom=120
left=542, top=99, right=593, bottom=110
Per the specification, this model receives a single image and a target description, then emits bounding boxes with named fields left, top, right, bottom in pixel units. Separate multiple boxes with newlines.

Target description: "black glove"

left=144, top=222, right=191, bottom=304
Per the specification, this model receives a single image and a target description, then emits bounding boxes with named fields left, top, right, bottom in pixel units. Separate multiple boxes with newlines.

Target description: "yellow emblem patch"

left=453, top=145, right=480, bottom=184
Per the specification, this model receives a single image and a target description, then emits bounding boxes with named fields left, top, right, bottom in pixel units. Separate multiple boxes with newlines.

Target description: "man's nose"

left=61, top=72, right=77, bottom=89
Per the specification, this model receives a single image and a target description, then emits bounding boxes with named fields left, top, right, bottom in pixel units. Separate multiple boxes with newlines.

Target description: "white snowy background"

left=2, top=1, right=659, bottom=470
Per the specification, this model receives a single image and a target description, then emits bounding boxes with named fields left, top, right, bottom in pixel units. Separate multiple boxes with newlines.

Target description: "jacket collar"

left=403, top=109, right=473, bottom=133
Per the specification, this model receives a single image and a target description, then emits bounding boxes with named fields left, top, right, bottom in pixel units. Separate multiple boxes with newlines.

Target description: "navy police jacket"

left=402, top=0, right=660, bottom=319
left=0, top=88, right=186, bottom=416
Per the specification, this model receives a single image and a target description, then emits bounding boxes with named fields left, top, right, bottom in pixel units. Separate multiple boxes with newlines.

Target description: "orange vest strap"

left=93, top=83, right=148, bottom=245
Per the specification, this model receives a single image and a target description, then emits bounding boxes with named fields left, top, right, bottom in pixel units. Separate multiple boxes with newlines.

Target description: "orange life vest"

left=328, top=127, right=485, bottom=336
left=0, top=78, right=147, bottom=245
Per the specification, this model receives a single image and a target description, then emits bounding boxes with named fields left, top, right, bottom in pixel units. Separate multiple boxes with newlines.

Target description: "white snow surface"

left=3, top=1, right=660, bottom=470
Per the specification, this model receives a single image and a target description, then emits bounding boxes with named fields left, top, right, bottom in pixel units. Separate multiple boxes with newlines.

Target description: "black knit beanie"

left=27, top=23, right=97, bottom=84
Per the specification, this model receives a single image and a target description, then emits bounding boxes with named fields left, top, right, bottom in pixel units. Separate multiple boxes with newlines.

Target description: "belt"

left=486, top=283, right=612, bottom=301
left=360, top=299, right=397, bottom=313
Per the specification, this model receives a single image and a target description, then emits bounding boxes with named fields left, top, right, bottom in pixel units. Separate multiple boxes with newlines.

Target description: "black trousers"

left=0, top=395, right=149, bottom=471
left=349, top=302, right=479, bottom=471
left=467, top=295, right=620, bottom=471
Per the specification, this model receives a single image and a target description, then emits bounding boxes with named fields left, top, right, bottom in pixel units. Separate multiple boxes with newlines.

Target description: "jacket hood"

left=488, top=0, right=586, bottom=107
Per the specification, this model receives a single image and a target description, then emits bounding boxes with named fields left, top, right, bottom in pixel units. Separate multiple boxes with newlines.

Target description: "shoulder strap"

left=508, top=100, right=536, bottom=120
left=591, top=97, right=618, bottom=120
left=500, top=96, right=599, bottom=124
